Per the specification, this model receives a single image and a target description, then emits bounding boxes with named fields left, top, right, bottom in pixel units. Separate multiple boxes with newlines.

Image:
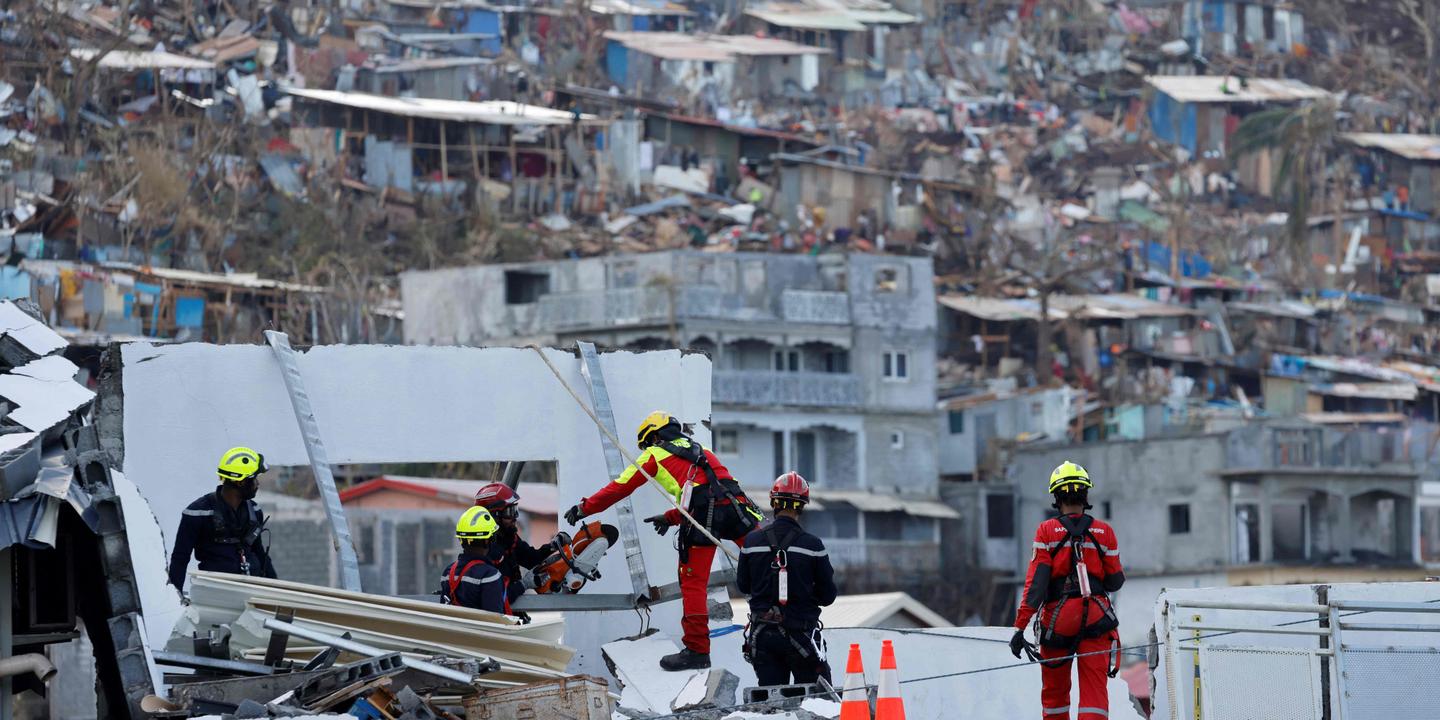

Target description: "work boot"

left=659, top=648, right=711, bottom=671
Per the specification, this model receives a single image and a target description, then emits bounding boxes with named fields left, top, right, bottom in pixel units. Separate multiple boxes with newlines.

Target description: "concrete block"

left=671, top=668, right=739, bottom=713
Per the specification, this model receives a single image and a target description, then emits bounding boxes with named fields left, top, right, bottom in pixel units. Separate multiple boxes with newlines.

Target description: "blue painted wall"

left=605, top=41, right=629, bottom=86
left=1148, top=92, right=1200, bottom=154
left=459, top=9, right=503, bottom=55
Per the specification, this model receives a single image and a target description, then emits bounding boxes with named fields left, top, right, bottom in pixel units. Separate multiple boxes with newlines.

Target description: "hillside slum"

left=3, top=0, right=1440, bottom=718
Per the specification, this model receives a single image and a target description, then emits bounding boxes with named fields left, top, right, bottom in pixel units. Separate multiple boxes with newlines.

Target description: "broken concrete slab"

left=0, top=299, right=66, bottom=361
left=671, top=668, right=739, bottom=713
left=0, top=355, right=95, bottom=433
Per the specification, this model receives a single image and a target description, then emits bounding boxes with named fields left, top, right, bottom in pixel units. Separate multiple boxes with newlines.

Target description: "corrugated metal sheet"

left=1144, top=75, right=1330, bottom=104
left=1342, top=133, right=1440, bottom=162
left=72, top=48, right=217, bottom=71
left=602, top=31, right=827, bottom=61
left=286, top=88, right=602, bottom=126
left=810, top=490, right=960, bottom=519
left=745, top=7, right=867, bottom=31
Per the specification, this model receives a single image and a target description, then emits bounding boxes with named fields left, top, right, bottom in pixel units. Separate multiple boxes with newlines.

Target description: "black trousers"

left=751, top=624, right=831, bottom=687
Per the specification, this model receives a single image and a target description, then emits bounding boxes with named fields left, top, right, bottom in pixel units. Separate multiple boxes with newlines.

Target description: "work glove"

left=549, top=531, right=572, bottom=552
left=643, top=514, right=672, bottom=535
left=514, top=611, right=532, bottom=625
left=563, top=503, right=585, bottom=526
left=1009, top=629, right=1029, bottom=660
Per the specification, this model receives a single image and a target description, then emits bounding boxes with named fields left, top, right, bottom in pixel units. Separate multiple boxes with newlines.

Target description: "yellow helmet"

left=636, top=410, right=676, bottom=449
left=1048, top=461, right=1092, bottom=495
left=217, top=447, right=267, bottom=483
left=455, top=506, right=498, bottom=541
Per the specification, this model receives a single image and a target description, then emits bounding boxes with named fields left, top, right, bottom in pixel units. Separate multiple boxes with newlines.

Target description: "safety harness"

left=445, top=557, right=510, bottom=614
left=662, top=439, right=762, bottom=556
left=209, top=497, right=268, bottom=575
left=742, top=525, right=826, bottom=673
left=1032, top=514, right=1120, bottom=676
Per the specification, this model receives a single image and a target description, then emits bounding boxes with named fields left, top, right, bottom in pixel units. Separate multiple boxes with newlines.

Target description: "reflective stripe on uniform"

left=1102, top=547, right=1121, bottom=556
left=182, top=509, right=214, bottom=517
left=441, top=574, right=500, bottom=585
left=1077, top=708, right=1109, bottom=718
left=740, top=545, right=828, bottom=557
left=1043, top=707, right=1071, bottom=716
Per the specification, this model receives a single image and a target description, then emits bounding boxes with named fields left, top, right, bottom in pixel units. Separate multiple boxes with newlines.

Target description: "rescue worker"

left=438, top=506, right=508, bottom=615
left=1009, top=461, right=1125, bottom=720
left=737, top=472, right=836, bottom=686
left=168, top=447, right=277, bottom=596
left=474, top=482, right=570, bottom=618
left=563, top=411, right=763, bottom=671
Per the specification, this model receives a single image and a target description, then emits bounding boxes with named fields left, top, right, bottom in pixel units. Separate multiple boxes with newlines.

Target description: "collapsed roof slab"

left=115, top=342, right=710, bottom=676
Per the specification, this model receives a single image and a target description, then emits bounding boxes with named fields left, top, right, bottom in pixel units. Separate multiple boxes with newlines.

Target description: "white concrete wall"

left=119, top=342, right=711, bottom=675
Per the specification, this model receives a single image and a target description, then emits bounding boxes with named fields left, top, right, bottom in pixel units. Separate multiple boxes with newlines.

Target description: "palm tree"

left=1228, top=99, right=1340, bottom=283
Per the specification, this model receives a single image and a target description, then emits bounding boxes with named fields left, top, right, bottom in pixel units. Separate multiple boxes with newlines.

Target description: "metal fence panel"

left=1199, top=646, right=1322, bottom=720
left=1341, top=647, right=1440, bottom=720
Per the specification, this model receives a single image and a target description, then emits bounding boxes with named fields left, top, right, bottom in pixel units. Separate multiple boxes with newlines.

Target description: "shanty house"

left=603, top=32, right=831, bottom=103
left=377, top=0, right=505, bottom=55
left=742, top=0, right=916, bottom=98
left=771, top=152, right=940, bottom=235
left=1179, top=0, right=1307, bottom=57
left=639, top=113, right=816, bottom=196
left=352, top=57, right=492, bottom=101
left=1342, top=133, right=1440, bottom=250
left=591, top=0, right=694, bottom=32
left=1145, top=75, right=1330, bottom=158
left=286, top=88, right=604, bottom=214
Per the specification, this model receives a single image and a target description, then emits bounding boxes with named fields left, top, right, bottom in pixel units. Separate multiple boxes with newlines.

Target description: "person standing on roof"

left=474, top=482, right=570, bottom=622
left=563, top=411, right=763, bottom=671
left=438, top=506, right=509, bottom=615
left=168, top=447, right=277, bottom=597
left=737, top=472, right=837, bottom=687
left=1010, top=461, right=1125, bottom=720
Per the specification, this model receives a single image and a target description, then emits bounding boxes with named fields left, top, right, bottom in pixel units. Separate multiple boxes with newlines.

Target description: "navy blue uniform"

left=488, top=530, right=550, bottom=605
left=737, top=515, right=837, bottom=686
left=168, top=487, right=276, bottom=590
left=439, top=552, right=508, bottom=614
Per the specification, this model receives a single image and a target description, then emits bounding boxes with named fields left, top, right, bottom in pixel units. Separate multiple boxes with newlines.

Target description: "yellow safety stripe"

left=615, top=446, right=682, bottom=501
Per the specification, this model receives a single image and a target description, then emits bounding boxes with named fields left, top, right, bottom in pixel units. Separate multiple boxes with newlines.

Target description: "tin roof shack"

left=591, top=0, right=694, bottom=32
left=603, top=32, right=830, bottom=106
left=377, top=0, right=505, bottom=55
left=10, top=260, right=324, bottom=343
left=286, top=88, right=605, bottom=214
left=1178, top=0, right=1307, bottom=58
left=1145, top=75, right=1331, bottom=159
left=1224, top=300, right=1318, bottom=367
left=353, top=57, right=492, bottom=101
left=69, top=48, right=219, bottom=123
left=772, top=152, right=937, bottom=236
left=1342, top=133, right=1440, bottom=250
left=642, top=113, right=816, bottom=196
left=742, top=0, right=916, bottom=99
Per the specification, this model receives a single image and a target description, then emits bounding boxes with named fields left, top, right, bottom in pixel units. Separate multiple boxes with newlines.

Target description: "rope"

left=635, top=596, right=1440, bottom=720
left=527, top=345, right=739, bottom=562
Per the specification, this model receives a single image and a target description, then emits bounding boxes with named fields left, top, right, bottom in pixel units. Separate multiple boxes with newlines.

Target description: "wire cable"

left=632, top=595, right=1440, bottom=720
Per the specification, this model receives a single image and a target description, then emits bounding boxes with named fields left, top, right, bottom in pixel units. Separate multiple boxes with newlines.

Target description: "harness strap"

left=447, top=559, right=511, bottom=614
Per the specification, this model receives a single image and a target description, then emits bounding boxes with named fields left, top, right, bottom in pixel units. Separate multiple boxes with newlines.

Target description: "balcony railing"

left=712, top=371, right=862, bottom=408
left=780, top=290, right=850, bottom=325
left=537, top=287, right=738, bottom=331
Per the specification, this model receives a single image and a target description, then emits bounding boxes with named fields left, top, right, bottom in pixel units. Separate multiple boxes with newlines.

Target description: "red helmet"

left=770, top=472, right=810, bottom=506
left=475, top=483, right=519, bottom=518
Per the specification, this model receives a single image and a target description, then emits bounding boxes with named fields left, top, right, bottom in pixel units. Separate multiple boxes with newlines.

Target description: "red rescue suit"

left=1014, top=513, right=1124, bottom=720
left=579, top=440, right=760, bottom=654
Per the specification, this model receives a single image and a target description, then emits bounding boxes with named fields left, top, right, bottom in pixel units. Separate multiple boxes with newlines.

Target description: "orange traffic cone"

left=839, top=642, right=871, bottom=720
left=875, top=639, right=906, bottom=720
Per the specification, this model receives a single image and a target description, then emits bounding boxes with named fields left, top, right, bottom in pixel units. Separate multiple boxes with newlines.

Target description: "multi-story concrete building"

left=401, top=250, right=952, bottom=571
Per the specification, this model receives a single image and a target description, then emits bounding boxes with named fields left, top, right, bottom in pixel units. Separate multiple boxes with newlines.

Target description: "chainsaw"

left=527, top=521, right=619, bottom=594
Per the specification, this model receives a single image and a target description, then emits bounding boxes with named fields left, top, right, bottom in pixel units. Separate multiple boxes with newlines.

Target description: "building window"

left=806, top=506, right=859, bottom=539
left=1169, top=503, right=1191, bottom=534
left=504, top=270, right=550, bottom=304
left=772, top=431, right=785, bottom=478
left=1272, top=501, right=1309, bottom=561
left=824, top=350, right=849, bottom=374
left=948, top=410, right=964, bottom=434
left=795, top=431, right=817, bottom=480
left=874, top=268, right=899, bottom=292
left=986, top=493, right=1015, bottom=538
left=866, top=511, right=905, bottom=540
left=715, top=429, right=739, bottom=455
left=882, top=351, right=909, bottom=381
left=890, top=430, right=905, bottom=449
left=1102, top=501, right=1112, bottom=519
left=774, top=349, right=800, bottom=372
